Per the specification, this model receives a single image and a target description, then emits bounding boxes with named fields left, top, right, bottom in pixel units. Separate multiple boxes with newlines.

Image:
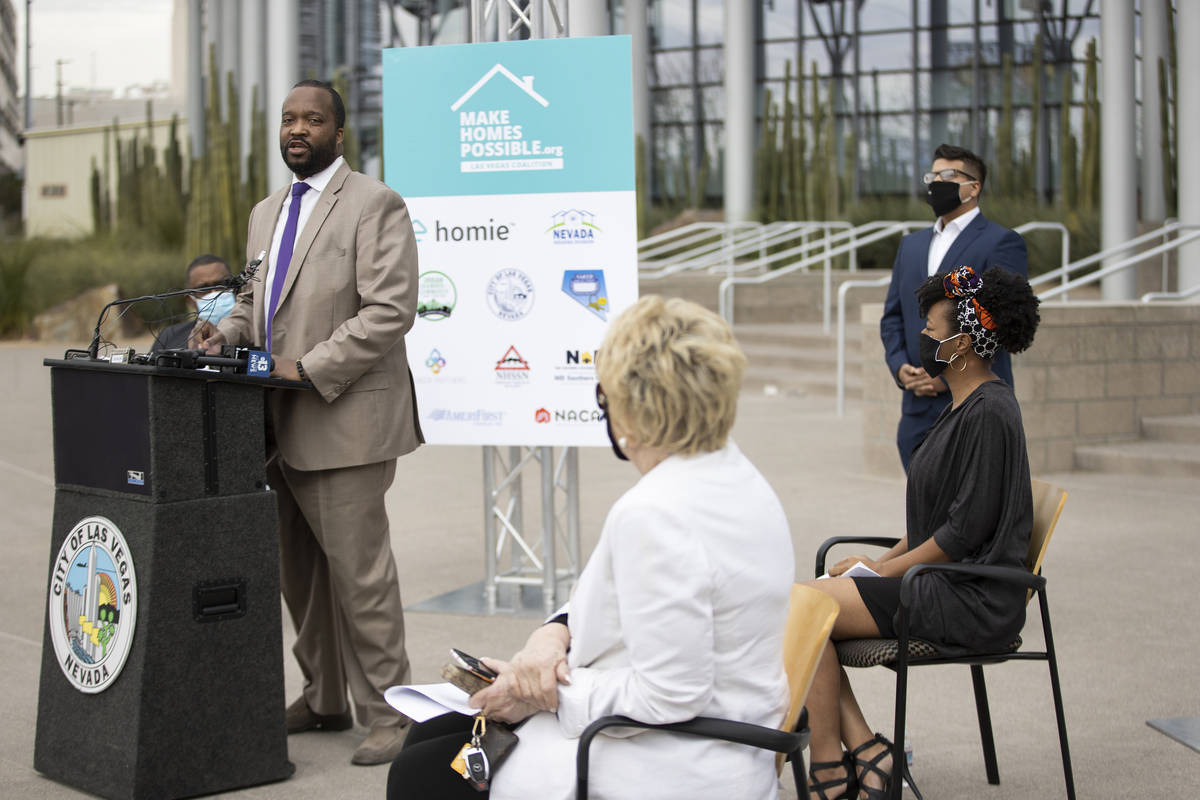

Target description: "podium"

left=34, top=359, right=304, bottom=799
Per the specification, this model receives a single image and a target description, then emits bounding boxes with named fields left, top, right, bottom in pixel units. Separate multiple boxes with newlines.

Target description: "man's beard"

left=281, top=137, right=338, bottom=177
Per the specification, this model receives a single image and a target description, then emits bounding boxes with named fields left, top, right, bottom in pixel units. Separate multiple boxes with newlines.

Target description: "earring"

left=617, top=436, right=628, bottom=450
left=949, top=352, right=968, bottom=372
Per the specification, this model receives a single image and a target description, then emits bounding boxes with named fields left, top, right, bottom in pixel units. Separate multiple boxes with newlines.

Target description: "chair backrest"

left=1028, top=479, right=1068, bottom=575
left=776, top=584, right=840, bottom=772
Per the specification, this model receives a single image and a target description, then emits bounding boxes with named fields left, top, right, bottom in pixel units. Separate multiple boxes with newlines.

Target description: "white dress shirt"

left=261, top=155, right=346, bottom=344
left=927, top=205, right=981, bottom=276
left=491, top=441, right=795, bottom=800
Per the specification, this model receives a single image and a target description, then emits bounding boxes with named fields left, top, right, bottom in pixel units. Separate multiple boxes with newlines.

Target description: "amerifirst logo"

left=452, top=64, right=565, bottom=174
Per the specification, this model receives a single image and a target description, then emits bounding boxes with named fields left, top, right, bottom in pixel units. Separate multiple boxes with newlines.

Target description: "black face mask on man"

left=918, top=331, right=965, bottom=379
left=924, top=180, right=965, bottom=218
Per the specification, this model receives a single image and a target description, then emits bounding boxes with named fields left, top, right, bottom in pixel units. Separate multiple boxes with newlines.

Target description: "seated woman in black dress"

left=804, top=265, right=1040, bottom=800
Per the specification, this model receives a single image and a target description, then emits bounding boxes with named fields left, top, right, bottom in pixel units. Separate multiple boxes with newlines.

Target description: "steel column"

left=1099, top=0, right=1138, bottom=300
left=723, top=0, right=755, bottom=222
left=1179, top=0, right=1200, bottom=292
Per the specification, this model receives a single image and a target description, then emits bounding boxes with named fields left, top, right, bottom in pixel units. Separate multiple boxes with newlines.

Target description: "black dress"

left=857, top=379, right=1033, bottom=656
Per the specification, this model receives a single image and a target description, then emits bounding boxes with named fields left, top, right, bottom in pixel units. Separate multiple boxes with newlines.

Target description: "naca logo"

left=418, top=271, right=457, bottom=321
left=535, top=408, right=551, bottom=423
left=561, top=270, right=608, bottom=321
left=452, top=63, right=565, bottom=173
left=48, top=516, right=138, bottom=694
left=546, top=209, right=600, bottom=244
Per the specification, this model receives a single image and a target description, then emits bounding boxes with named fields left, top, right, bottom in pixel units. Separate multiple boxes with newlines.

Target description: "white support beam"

left=723, top=0, right=755, bottom=223
left=1179, top=0, right=1200, bottom=293
left=1100, top=0, right=1137, bottom=300
left=568, top=0, right=607, bottom=37
left=624, top=0, right=650, bottom=151
left=266, top=0, right=300, bottom=192
left=1141, top=0, right=1167, bottom=223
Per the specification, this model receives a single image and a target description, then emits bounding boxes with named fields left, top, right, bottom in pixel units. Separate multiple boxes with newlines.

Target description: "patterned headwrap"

left=942, top=265, right=1000, bottom=360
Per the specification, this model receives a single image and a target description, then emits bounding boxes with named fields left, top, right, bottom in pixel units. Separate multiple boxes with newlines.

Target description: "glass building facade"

left=387, top=1, right=1122, bottom=205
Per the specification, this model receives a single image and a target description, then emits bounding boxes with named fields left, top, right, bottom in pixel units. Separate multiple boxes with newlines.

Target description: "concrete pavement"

left=2, top=340, right=1198, bottom=798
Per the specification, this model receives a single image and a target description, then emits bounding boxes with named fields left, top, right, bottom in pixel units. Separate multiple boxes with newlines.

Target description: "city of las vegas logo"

left=48, top=516, right=138, bottom=694
left=487, top=268, right=535, bottom=321
left=495, top=345, right=531, bottom=386
left=418, top=270, right=458, bottom=321
left=452, top=63, right=564, bottom=174
left=546, top=209, right=600, bottom=244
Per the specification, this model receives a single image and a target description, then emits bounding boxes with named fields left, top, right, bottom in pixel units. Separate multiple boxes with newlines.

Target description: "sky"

left=20, top=0, right=173, bottom=98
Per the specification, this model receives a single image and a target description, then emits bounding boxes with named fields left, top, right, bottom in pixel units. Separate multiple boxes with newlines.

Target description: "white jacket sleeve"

left=555, top=502, right=715, bottom=739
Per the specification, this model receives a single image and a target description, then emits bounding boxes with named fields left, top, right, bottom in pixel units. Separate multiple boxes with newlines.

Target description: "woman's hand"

left=468, top=658, right=540, bottom=724
left=829, top=555, right=882, bottom=577
left=507, top=622, right=571, bottom=712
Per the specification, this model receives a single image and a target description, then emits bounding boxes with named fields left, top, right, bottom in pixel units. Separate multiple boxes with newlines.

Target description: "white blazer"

left=491, top=441, right=795, bottom=800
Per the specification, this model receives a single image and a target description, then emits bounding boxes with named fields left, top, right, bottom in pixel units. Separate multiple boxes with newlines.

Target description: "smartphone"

left=450, top=648, right=498, bottom=683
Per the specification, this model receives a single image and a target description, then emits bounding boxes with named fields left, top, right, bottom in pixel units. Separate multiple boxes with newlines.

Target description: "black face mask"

left=918, top=332, right=963, bottom=379
left=603, top=413, right=628, bottom=461
left=925, top=181, right=963, bottom=218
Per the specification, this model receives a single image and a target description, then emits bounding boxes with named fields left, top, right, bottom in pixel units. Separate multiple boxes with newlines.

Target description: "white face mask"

left=194, top=290, right=236, bottom=324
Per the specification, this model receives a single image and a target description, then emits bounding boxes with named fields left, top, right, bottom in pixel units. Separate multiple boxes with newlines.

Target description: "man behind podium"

left=196, top=79, right=422, bottom=766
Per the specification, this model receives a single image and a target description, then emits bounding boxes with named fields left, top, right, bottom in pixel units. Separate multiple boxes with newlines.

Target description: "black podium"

left=35, top=359, right=304, bottom=799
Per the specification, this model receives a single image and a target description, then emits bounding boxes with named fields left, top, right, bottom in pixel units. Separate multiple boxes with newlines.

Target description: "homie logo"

left=434, top=218, right=512, bottom=242
left=546, top=209, right=600, bottom=244
left=451, top=63, right=565, bottom=173
left=412, top=218, right=428, bottom=242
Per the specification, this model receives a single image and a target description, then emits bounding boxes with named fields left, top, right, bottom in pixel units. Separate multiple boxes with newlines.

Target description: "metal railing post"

left=540, top=446, right=557, bottom=616
left=482, top=446, right=498, bottom=613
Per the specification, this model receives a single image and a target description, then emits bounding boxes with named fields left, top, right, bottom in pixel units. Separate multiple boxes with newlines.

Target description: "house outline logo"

left=451, top=63, right=550, bottom=111
left=546, top=208, right=601, bottom=244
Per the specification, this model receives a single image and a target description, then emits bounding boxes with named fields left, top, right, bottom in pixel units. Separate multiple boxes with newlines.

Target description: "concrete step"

left=742, top=342, right=848, bottom=372
left=1074, top=440, right=1200, bottom=478
left=734, top=322, right=863, bottom=352
left=743, top=365, right=861, bottom=399
left=1142, top=415, right=1200, bottom=445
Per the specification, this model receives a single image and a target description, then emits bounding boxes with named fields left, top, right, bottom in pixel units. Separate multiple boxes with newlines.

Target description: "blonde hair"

left=596, top=295, right=746, bottom=456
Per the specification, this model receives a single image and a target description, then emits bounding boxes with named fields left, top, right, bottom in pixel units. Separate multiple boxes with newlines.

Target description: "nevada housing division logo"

left=546, top=209, right=600, bottom=244
left=452, top=63, right=564, bottom=173
left=48, top=516, right=138, bottom=694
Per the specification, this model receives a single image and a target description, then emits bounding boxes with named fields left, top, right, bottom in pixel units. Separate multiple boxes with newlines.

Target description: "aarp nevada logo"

left=452, top=64, right=565, bottom=174
left=48, top=516, right=138, bottom=694
left=547, top=209, right=600, bottom=244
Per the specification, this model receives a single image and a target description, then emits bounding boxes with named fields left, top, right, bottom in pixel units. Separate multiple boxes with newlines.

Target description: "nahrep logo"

left=418, top=270, right=457, bottom=321
left=433, top=218, right=513, bottom=243
left=451, top=63, right=564, bottom=174
left=425, top=348, right=447, bottom=374
left=487, top=268, right=535, bottom=321
left=546, top=209, right=600, bottom=244
left=561, top=270, right=608, bottom=321
left=412, top=218, right=428, bottom=242
left=48, top=516, right=138, bottom=694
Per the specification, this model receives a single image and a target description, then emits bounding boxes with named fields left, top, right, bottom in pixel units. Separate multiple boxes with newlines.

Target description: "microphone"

left=86, top=251, right=268, bottom=360
left=222, top=250, right=267, bottom=290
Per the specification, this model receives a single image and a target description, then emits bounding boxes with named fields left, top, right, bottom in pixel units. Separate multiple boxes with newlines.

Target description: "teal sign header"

left=382, top=36, right=634, bottom=197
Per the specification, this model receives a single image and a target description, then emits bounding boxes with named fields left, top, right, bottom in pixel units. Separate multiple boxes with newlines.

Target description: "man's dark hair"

left=292, top=79, right=346, bottom=129
left=185, top=254, right=230, bottom=283
left=933, top=143, right=987, bottom=190
left=917, top=267, right=1040, bottom=357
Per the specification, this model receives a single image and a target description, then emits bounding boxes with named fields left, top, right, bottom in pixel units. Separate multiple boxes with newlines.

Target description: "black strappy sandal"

left=807, top=752, right=857, bottom=800
left=850, top=734, right=895, bottom=800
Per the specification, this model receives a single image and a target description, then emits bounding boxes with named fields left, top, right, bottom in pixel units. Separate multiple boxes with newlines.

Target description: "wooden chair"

left=574, top=584, right=840, bottom=799
left=815, top=479, right=1074, bottom=800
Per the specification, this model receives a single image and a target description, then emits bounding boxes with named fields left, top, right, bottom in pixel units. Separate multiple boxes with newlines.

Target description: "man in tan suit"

left=197, top=80, right=421, bottom=765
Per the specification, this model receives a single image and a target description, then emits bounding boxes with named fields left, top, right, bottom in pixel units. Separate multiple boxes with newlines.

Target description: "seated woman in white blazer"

left=386, top=296, right=796, bottom=800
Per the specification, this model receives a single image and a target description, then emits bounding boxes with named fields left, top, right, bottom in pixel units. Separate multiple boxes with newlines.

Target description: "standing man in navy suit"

left=880, top=144, right=1028, bottom=468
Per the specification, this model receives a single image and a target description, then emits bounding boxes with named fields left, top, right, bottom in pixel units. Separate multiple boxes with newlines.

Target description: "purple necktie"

left=265, top=181, right=311, bottom=353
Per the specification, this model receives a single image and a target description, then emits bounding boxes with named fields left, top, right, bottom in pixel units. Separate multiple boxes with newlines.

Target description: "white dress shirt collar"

left=292, top=154, right=344, bottom=195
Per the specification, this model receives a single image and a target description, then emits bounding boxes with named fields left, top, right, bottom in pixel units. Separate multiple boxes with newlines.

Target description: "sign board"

left=382, top=36, right=636, bottom=446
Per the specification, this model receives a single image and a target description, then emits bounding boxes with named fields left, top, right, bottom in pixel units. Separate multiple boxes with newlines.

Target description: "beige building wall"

left=23, top=117, right=181, bottom=238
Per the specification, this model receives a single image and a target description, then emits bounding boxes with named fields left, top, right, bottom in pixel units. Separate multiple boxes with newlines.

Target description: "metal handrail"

left=639, top=222, right=747, bottom=262
left=1038, top=227, right=1200, bottom=301
left=1030, top=221, right=1199, bottom=293
left=640, top=221, right=819, bottom=279
left=1013, top=221, right=1071, bottom=297
left=718, top=221, right=928, bottom=330
left=1141, top=284, right=1200, bottom=302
